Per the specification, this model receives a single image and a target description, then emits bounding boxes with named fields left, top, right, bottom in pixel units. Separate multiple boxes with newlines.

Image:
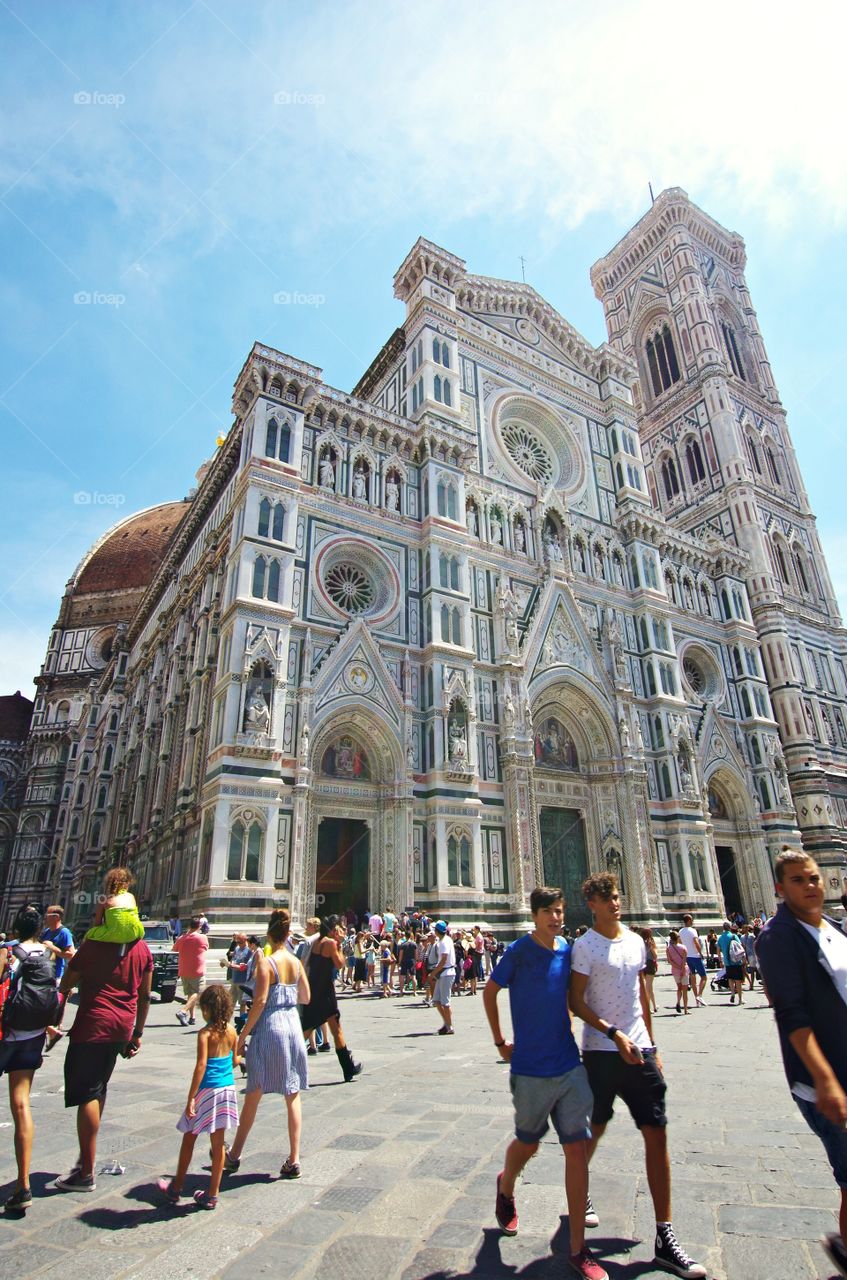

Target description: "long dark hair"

left=319, top=914, right=341, bottom=938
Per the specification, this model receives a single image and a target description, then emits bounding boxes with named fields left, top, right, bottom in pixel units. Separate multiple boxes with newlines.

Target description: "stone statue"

left=604, top=612, right=626, bottom=680
left=352, top=465, right=367, bottom=500
left=633, top=715, right=645, bottom=752
left=466, top=504, right=478, bottom=536
left=514, top=522, right=526, bottom=553
left=319, top=454, right=335, bottom=489
left=448, top=720, right=468, bottom=764
left=503, top=690, right=515, bottom=728
left=489, top=512, right=502, bottom=545
left=543, top=525, right=564, bottom=562
left=244, top=686, right=270, bottom=733
left=406, top=735, right=415, bottom=770
left=299, top=721, right=310, bottom=761
left=385, top=477, right=400, bottom=512
left=619, top=715, right=631, bottom=750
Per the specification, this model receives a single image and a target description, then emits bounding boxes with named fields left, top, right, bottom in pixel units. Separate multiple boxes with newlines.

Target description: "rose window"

left=680, top=644, right=724, bottom=703
left=502, top=423, right=554, bottom=484
left=682, top=655, right=704, bottom=694
left=324, top=562, right=374, bottom=614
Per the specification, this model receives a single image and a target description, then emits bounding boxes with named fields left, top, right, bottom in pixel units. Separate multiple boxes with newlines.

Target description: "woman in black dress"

left=300, top=915, right=362, bottom=1082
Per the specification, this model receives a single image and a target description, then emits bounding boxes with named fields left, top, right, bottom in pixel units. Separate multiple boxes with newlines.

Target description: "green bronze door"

left=538, top=807, right=591, bottom=932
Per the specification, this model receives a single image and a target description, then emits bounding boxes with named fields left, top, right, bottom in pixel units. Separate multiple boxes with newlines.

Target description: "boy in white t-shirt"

left=678, top=914, right=706, bottom=1006
left=570, top=873, right=705, bottom=1280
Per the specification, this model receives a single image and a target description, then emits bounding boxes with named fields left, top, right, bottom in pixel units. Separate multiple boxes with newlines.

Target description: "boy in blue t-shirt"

left=484, top=887, right=605, bottom=1280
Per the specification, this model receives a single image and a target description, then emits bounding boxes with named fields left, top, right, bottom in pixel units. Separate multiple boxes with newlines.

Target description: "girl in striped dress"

left=158, top=985, right=240, bottom=1209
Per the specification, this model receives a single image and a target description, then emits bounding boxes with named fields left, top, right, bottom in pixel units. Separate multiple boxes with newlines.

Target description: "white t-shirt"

left=679, top=926, right=701, bottom=958
left=571, top=927, right=651, bottom=1053
left=792, top=919, right=847, bottom=1102
left=436, top=935, right=456, bottom=976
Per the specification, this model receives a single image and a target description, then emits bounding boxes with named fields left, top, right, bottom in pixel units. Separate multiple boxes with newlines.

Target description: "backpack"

left=728, top=936, right=746, bottom=966
left=3, top=945, right=61, bottom=1033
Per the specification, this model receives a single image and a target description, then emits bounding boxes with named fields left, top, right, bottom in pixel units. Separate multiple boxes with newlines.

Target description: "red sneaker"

left=495, top=1171, right=518, bottom=1235
left=569, top=1247, right=608, bottom=1280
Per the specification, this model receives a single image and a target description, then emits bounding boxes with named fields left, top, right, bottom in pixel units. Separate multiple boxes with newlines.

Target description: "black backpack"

left=3, top=945, right=61, bottom=1032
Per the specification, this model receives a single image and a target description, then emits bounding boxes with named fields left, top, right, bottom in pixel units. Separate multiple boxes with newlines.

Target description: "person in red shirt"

left=54, top=936, right=153, bottom=1192
left=173, top=917, right=209, bottom=1026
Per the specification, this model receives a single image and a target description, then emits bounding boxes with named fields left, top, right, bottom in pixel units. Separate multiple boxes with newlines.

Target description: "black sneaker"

left=822, top=1233, right=847, bottom=1278
left=585, top=1193, right=599, bottom=1228
left=654, top=1226, right=706, bottom=1278
left=54, top=1169, right=96, bottom=1193
left=3, top=1186, right=32, bottom=1212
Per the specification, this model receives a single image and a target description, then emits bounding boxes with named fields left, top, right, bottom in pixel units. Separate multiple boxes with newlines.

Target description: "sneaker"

left=585, top=1193, right=599, bottom=1228
left=222, top=1146, right=240, bottom=1174
left=307, top=1046, right=317, bottom=1056
left=317, top=1043, right=331, bottom=1053
left=3, top=1186, right=32, bottom=1213
left=422, top=998, right=431, bottom=1007
left=822, top=1232, right=847, bottom=1278
left=569, top=1246, right=608, bottom=1280
left=156, top=1177, right=181, bottom=1205
left=176, top=1010, right=189, bottom=1026
left=729, top=994, right=735, bottom=1004
left=193, top=1189, right=217, bottom=1209
left=695, top=998, right=705, bottom=1007
left=279, top=1159, right=301, bottom=1179
left=54, top=1169, right=96, bottom=1193
left=437, top=1025, right=455, bottom=1035
left=495, top=1172, right=518, bottom=1235
left=653, top=1225, right=707, bottom=1278
left=188, top=1018, right=196, bottom=1025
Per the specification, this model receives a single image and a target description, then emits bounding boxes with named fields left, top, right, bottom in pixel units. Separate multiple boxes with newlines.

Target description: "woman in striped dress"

left=158, top=984, right=240, bottom=1209
left=224, top=909, right=310, bottom=1178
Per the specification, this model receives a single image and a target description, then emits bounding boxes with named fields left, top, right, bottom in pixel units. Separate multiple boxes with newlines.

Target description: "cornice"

left=590, top=187, right=747, bottom=297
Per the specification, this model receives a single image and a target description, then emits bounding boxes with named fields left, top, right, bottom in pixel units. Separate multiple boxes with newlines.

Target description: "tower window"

left=721, top=322, right=746, bottom=380
left=660, top=456, right=681, bottom=501
left=645, top=324, right=681, bottom=396
left=766, top=445, right=781, bottom=486
left=685, top=438, right=705, bottom=484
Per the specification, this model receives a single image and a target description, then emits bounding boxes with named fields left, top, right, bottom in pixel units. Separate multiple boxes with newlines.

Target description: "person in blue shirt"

left=39, top=905, right=75, bottom=983
left=483, top=887, right=605, bottom=1280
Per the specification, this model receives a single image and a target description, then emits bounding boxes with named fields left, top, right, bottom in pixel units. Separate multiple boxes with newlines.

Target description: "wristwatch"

left=605, top=1025, right=619, bottom=1041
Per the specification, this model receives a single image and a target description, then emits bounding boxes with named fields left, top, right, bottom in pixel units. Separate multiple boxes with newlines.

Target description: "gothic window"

left=721, top=589, right=731, bottom=620
left=630, top=555, right=641, bottom=589
left=434, top=375, right=442, bottom=402
left=103, top=745, right=113, bottom=771
left=642, top=552, right=659, bottom=590
left=685, top=438, right=705, bottom=484
left=653, top=714, right=665, bottom=749
left=436, top=478, right=458, bottom=521
left=773, top=540, right=790, bottom=585
left=721, top=321, right=746, bottom=380
left=645, top=323, right=681, bottom=396
left=766, top=445, right=781, bottom=485
left=741, top=687, right=752, bottom=718
left=703, top=430, right=718, bottom=471
left=267, top=559, right=280, bottom=601
left=759, top=778, right=771, bottom=810
left=433, top=338, right=440, bottom=364
left=750, top=734, right=762, bottom=765
left=417, top=339, right=423, bottom=367
left=645, top=661, right=657, bottom=696
left=411, top=345, right=418, bottom=374
left=96, top=785, right=107, bottom=809
left=109, top=712, right=119, bottom=732
left=278, top=420, right=291, bottom=463
left=661, top=762, right=672, bottom=800
left=660, top=456, right=680, bottom=501
left=226, top=819, right=262, bottom=881
left=442, top=344, right=450, bottom=369
left=443, top=378, right=452, bottom=406
left=659, top=663, right=677, bottom=696
left=793, top=549, right=809, bottom=594
left=745, top=432, right=762, bottom=475
left=252, top=556, right=266, bottom=598
left=447, top=831, right=472, bottom=886
left=733, top=647, right=743, bottom=676
left=265, top=420, right=277, bottom=457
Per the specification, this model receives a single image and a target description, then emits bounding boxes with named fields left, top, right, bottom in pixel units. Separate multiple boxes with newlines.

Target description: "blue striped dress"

left=177, top=1050, right=239, bottom=1134
left=245, top=957, right=309, bottom=1096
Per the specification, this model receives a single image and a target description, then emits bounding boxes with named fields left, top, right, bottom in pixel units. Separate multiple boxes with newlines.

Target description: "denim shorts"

left=0, top=1033, right=46, bottom=1076
left=510, top=1064, right=593, bottom=1145
left=795, top=1094, right=847, bottom=1188
left=433, top=973, right=453, bottom=1006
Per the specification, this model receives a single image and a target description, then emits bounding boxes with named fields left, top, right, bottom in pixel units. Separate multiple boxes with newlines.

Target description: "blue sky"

left=2, top=0, right=846, bottom=696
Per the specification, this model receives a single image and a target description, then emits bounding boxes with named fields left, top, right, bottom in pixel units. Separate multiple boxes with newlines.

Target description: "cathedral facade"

left=4, top=188, right=846, bottom=936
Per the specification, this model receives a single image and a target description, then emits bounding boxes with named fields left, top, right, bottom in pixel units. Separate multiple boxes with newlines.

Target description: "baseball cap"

left=434, top=920, right=448, bottom=934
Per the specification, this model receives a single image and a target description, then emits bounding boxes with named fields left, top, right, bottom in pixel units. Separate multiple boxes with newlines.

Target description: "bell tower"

left=591, top=188, right=847, bottom=897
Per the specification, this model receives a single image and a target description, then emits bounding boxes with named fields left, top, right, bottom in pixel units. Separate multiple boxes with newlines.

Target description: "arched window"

left=227, top=819, right=262, bottom=881
left=278, top=421, right=291, bottom=463
left=685, top=438, right=705, bottom=484
left=759, top=778, right=771, bottom=810
left=91, top=821, right=102, bottom=848
left=109, top=712, right=119, bottom=732
left=96, top=785, right=107, bottom=809
left=432, top=337, right=440, bottom=363
left=440, top=604, right=450, bottom=643
left=721, top=321, right=746, bottom=380
left=741, top=687, right=752, bottom=718
left=653, top=714, right=665, bottom=749
left=733, top=647, right=743, bottom=676
left=660, top=456, right=680, bottom=502
left=265, top=420, right=277, bottom=457
left=103, top=745, right=113, bottom=771
left=721, top=589, right=731, bottom=620
left=773, top=540, right=790, bottom=585
left=452, top=607, right=462, bottom=646
left=443, top=379, right=452, bottom=406
left=251, top=556, right=266, bottom=598
left=434, top=375, right=442, bottom=403
left=766, top=445, right=781, bottom=485
left=442, top=344, right=450, bottom=369
left=751, top=735, right=762, bottom=765
left=267, top=559, right=280, bottom=602
left=645, top=323, right=681, bottom=396
left=793, top=550, right=809, bottom=594
left=272, top=503, right=284, bottom=540
left=258, top=498, right=271, bottom=537
left=745, top=432, right=762, bottom=475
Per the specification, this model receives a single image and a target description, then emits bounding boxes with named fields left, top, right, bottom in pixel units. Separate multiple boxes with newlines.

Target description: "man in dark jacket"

left=756, top=847, right=847, bottom=1277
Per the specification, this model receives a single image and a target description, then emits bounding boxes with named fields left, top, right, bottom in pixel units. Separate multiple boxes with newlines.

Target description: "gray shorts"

left=181, top=976, right=205, bottom=998
left=433, top=973, right=454, bottom=1007
left=510, top=1064, right=593, bottom=1145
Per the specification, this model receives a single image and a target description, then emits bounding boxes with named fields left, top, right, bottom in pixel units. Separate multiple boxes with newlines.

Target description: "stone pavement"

left=0, top=972, right=839, bottom=1280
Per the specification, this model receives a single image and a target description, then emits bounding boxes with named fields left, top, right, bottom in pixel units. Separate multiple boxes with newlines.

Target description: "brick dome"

left=74, top=502, right=190, bottom=595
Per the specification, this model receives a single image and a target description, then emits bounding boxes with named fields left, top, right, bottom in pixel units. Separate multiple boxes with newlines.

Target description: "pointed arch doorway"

left=315, top=816, right=370, bottom=919
left=538, top=807, right=591, bottom=932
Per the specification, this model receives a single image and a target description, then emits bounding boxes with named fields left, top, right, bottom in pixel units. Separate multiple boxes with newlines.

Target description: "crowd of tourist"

left=1, top=851, right=846, bottom=1279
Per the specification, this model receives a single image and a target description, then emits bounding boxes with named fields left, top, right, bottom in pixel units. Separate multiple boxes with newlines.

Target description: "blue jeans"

left=795, top=1093, right=847, bottom=1188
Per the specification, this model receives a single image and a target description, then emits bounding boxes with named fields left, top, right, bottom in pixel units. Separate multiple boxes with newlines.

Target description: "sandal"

left=156, top=1177, right=181, bottom=1204
left=193, top=1189, right=217, bottom=1209
left=279, top=1159, right=301, bottom=1179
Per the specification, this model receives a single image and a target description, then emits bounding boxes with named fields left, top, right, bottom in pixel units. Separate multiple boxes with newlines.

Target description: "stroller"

left=710, top=966, right=730, bottom=993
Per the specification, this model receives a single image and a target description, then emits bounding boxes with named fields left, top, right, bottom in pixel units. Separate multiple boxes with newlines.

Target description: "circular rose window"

left=502, top=423, right=555, bottom=484
left=315, top=537, right=401, bottom=625
left=680, top=644, right=724, bottom=703
left=492, top=395, right=585, bottom=495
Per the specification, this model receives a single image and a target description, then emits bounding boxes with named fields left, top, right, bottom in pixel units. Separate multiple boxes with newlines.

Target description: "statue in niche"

left=299, top=721, right=310, bottom=761
left=352, top=465, right=367, bottom=500
left=448, top=719, right=468, bottom=764
left=385, top=476, right=400, bottom=512
left=244, top=685, right=270, bottom=734
left=466, top=504, right=478, bottom=536
left=604, top=612, right=626, bottom=681
left=503, top=690, right=515, bottom=729
left=612, top=554, right=625, bottom=586
left=514, top=522, right=526, bottom=553
left=319, top=453, right=335, bottom=489
left=406, top=734, right=416, bottom=771
left=489, top=511, right=503, bottom=545
left=543, top=524, right=564, bottom=562
left=633, top=715, right=645, bottom=753
left=619, top=715, right=631, bottom=750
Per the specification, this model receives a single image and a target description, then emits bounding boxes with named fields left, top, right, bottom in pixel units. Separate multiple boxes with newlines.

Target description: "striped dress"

left=245, top=957, right=309, bottom=1096
left=176, top=1050, right=239, bottom=1134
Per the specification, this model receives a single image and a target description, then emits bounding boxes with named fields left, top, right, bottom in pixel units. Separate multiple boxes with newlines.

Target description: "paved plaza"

left=0, top=969, right=838, bottom=1280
